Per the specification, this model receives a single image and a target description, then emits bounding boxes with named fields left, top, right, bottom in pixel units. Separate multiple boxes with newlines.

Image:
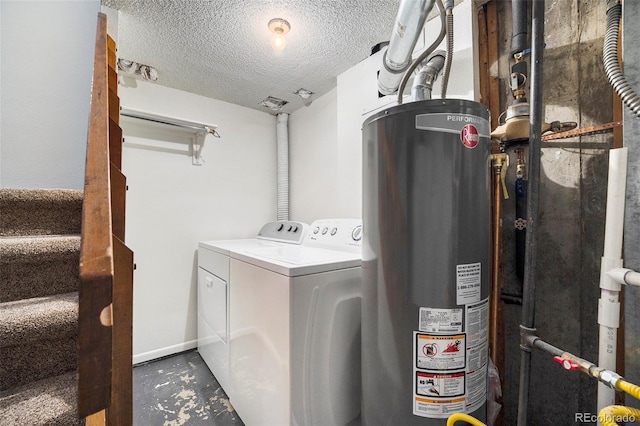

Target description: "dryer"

left=197, top=221, right=308, bottom=394
left=198, top=219, right=362, bottom=426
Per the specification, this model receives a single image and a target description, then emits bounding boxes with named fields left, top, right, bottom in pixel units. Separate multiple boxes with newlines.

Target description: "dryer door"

left=198, top=269, right=227, bottom=343
left=197, top=266, right=230, bottom=392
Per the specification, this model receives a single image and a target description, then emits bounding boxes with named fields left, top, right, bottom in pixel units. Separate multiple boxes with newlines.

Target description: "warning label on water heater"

left=412, top=298, right=489, bottom=419
left=415, top=334, right=466, bottom=371
left=456, top=262, right=481, bottom=305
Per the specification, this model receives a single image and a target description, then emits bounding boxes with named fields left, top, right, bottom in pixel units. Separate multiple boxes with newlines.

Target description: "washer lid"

left=232, top=244, right=361, bottom=277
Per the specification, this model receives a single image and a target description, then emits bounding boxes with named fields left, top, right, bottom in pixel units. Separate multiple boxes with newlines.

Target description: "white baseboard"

left=133, top=339, right=198, bottom=365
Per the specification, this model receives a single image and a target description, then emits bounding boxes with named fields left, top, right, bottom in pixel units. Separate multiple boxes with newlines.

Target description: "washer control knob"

left=313, top=226, right=320, bottom=234
left=277, top=223, right=284, bottom=232
left=322, top=227, right=329, bottom=235
left=352, top=225, right=363, bottom=241
left=288, top=225, right=293, bottom=232
left=292, top=226, right=299, bottom=233
left=330, top=227, right=338, bottom=236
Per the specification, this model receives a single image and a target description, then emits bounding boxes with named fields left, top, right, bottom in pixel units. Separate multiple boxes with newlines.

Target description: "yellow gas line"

left=447, top=413, right=487, bottom=426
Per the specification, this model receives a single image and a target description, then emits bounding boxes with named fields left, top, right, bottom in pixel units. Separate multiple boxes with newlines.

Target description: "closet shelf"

left=120, top=106, right=220, bottom=165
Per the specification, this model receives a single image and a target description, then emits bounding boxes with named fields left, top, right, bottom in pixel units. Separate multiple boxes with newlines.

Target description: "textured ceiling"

left=101, top=0, right=403, bottom=114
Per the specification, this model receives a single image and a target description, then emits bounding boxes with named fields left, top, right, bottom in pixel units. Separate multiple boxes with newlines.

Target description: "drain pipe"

left=597, top=147, right=628, bottom=414
left=516, top=0, right=544, bottom=424
left=276, top=113, right=289, bottom=221
left=378, top=0, right=436, bottom=96
left=411, top=50, right=446, bottom=101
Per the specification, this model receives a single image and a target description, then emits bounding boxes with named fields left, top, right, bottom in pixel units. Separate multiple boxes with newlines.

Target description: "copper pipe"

left=489, top=156, right=505, bottom=365
left=490, top=154, right=506, bottom=425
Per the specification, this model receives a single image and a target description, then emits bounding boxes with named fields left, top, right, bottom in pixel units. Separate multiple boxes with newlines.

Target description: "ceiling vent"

left=117, top=58, right=158, bottom=81
left=259, top=96, right=289, bottom=111
left=294, top=88, right=314, bottom=99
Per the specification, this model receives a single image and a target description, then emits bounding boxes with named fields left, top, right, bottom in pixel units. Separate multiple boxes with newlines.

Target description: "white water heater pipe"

left=608, top=268, right=640, bottom=286
left=597, top=147, right=628, bottom=416
left=276, top=113, right=289, bottom=221
left=378, top=0, right=436, bottom=96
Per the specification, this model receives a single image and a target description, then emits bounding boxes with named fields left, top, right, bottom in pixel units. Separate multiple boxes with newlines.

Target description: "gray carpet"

left=0, top=189, right=82, bottom=237
left=0, top=370, right=81, bottom=426
left=0, top=235, right=80, bottom=302
left=0, top=188, right=82, bottom=425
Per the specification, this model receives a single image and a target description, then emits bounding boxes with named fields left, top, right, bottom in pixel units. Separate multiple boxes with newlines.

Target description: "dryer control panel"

left=256, top=221, right=310, bottom=244
left=305, top=219, right=363, bottom=253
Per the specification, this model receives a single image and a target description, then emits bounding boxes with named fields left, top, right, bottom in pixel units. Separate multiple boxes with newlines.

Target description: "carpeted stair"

left=0, top=188, right=84, bottom=425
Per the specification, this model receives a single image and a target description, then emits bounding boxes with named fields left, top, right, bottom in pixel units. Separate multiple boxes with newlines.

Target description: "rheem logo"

left=461, top=124, right=479, bottom=149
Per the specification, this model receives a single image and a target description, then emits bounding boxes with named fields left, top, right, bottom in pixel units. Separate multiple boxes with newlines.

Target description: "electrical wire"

left=440, top=7, right=454, bottom=98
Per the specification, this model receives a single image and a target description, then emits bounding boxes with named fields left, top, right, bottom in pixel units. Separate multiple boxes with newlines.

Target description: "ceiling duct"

left=378, top=0, right=436, bottom=96
left=117, top=58, right=158, bottom=81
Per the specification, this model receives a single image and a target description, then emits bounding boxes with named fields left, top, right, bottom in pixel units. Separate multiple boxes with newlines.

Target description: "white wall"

left=290, top=0, right=478, bottom=221
left=288, top=88, right=339, bottom=224
left=0, top=0, right=99, bottom=189
left=119, top=80, right=276, bottom=363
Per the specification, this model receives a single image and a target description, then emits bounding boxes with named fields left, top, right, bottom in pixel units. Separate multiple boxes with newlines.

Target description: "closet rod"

left=120, top=107, right=219, bottom=136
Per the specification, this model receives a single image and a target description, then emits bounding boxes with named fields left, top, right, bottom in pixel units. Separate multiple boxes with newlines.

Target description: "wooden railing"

left=79, top=12, right=134, bottom=425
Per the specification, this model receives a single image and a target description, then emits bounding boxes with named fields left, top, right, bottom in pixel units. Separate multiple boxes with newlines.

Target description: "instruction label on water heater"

left=412, top=298, right=489, bottom=419
left=419, top=307, right=463, bottom=333
left=465, top=299, right=489, bottom=413
left=456, top=262, right=482, bottom=305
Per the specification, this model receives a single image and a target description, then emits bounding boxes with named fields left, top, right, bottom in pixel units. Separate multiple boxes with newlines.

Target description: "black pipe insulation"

left=512, top=0, right=530, bottom=56
left=516, top=0, right=545, bottom=424
left=531, top=338, right=565, bottom=358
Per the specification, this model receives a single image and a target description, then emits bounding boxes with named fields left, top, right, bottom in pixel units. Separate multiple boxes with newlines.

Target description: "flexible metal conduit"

left=604, top=0, right=640, bottom=117
left=378, top=0, right=436, bottom=96
left=517, top=0, right=545, bottom=424
left=276, top=113, right=289, bottom=221
left=440, top=0, right=455, bottom=98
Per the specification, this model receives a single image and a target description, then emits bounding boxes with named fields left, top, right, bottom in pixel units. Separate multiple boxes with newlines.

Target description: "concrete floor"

left=133, top=350, right=244, bottom=426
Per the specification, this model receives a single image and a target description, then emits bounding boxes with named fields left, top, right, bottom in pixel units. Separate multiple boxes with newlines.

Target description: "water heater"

left=361, top=99, right=491, bottom=425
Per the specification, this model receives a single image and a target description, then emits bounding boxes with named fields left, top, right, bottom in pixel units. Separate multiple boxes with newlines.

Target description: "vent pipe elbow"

left=378, top=0, right=436, bottom=96
left=411, top=50, right=446, bottom=101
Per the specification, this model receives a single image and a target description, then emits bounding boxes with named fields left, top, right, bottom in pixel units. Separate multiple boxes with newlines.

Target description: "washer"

left=198, top=219, right=362, bottom=426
